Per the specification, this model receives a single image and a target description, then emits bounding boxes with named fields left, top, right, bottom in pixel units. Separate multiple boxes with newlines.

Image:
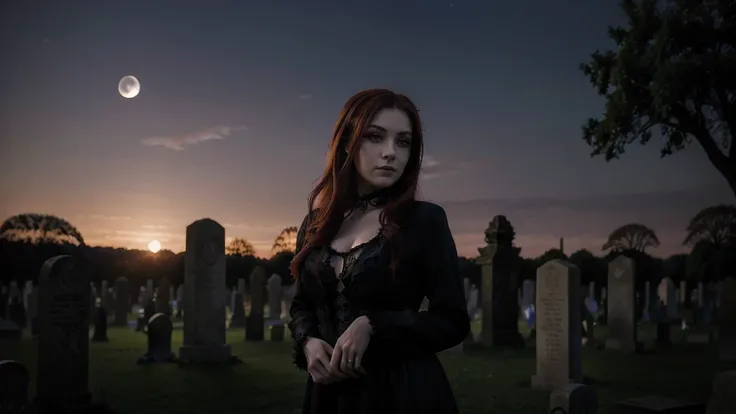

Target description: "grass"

left=0, top=320, right=730, bottom=414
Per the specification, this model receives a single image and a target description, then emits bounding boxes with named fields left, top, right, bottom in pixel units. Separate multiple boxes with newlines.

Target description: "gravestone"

left=35, top=255, right=92, bottom=413
left=112, top=277, right=129, bottom=326
left=155, top=278, right=171, bottom=315
left=0, top=360, right=30, bottom=414
left=229, top=291, right=246, bottom=328
left=92, top=306, right=109, bottom=342
left=531, top=259, right=582, bottom=391
left=521, top=279, right=536, bottom=308
left=178, top=219, right=233, bottom=363
left=267, top=273, right=283, bottom=321
left=7, top=297, right=26, bottom=331
left=91, top=306, right=108, bottom=342
left=175, top=284, right=184, bottom=319
left=475, top=216, right=524, bottom=347
left=606, top=255, right=637, bottom=352
left=138, top=313, right=177, bottom=364
left=270, top=323, right=285, bottom=341
left=717, top=278, right=736, bottom=361
left=550, top=383, right=597, bottom=414
left=27, top=286, right=39, bottom=336
left=246, top=266, right=266, bottom=341
left=705, top=370, right=736, bottom=414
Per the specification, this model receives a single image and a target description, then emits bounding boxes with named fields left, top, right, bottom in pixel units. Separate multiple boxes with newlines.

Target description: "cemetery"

left=1, top=216, right=735, bottom=414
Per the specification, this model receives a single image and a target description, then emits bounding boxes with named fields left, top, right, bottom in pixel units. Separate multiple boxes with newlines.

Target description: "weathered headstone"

left=605, top=255, right=637, bottom=352
left=229, top=291, right=246, bottom=328
left=475, top=216, right=524, bottom=347
left=27, top=286, right=39, bottom=336
left=112, top=277, right=129, bottom=326
left=246, top=266, right=267, bottom=341
left=531, top=259, right=582, bottom=391
left=138, top=313, right=177, bottom=364
left=91, top=306, right=108, bottom=342
left=35, top=255, right=91, bottom=413
left=550, top=383, right=597, bottom=414
left=267, top=273, right=283, bottom=321
left=155, top=278, right=171, bottom=315
left=717, top=278, right=736, bottom=361
left=0, top=360, right=30, bottom=414
left=178, top=218, right=233, bottom=363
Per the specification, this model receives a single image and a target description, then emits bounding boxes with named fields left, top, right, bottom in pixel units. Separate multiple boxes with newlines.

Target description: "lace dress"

left=289, top=201, right=471, bottom=414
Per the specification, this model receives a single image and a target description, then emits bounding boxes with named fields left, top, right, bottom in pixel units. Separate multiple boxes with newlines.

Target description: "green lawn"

left=0, top=321, right=730, bottom=414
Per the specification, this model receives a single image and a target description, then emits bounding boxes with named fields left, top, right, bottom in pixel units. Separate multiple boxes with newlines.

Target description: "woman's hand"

left=329, top=316, right=372, bottom=378
left=304, top=337, right=337, bottom=384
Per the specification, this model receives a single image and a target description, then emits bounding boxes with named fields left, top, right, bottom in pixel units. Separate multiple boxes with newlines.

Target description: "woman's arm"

left=288, top=213, right=321, bottom=370
left=365, top=203, right=470, bottom=356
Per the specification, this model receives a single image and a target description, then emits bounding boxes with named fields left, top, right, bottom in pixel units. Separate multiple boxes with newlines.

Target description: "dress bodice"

left=308, top=233, right=385, bottom=345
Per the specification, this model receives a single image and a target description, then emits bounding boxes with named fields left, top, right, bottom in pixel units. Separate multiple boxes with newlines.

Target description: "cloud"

left=141, top=125, right=247, bottom=151
left=420, top=154, right=470, bottom=180
left=298, top=94, right=313, bottom=100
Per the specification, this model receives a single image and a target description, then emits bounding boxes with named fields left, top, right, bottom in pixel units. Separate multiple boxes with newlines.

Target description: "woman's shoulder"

left=409, top=200, right=449, bottom=226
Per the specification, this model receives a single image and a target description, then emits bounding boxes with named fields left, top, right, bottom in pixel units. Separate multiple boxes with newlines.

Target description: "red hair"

left=290, top=89, right=424, bottom=279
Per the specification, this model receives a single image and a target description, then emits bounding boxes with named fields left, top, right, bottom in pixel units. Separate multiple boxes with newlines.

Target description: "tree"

left=271, top=226, right=297, bottom=256
left=580, top=0, right=736, bottom=198
left=226, top=238, right=255, bottom=257
left=0, top=213, right=85, bottom=245
left=683, top=204, right=736, bottom=247
left=602, top=223, right=659, bottom=252
left=569, top=249, right=607, bottom=285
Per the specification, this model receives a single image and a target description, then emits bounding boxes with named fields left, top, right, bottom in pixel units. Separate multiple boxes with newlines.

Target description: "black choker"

left=354, top=188, right=391, bottom=211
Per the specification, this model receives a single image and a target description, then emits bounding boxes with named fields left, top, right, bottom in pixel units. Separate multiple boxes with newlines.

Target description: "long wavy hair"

left=290, top=89, right=424, bottom=279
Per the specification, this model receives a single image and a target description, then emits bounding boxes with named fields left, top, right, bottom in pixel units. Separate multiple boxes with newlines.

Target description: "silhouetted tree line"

left=1, top=203, right=734, bottom=297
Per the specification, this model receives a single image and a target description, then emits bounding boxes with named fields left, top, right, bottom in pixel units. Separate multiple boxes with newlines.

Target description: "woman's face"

left=354, top=108, right=413, bottom=194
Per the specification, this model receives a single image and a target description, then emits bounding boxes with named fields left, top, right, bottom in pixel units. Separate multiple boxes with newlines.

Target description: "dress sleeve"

left=365, top=204, right=470, bottom=355
left=287, top=212, right=320, bottom=370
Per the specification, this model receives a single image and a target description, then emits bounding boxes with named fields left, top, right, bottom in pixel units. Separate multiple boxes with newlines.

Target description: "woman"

left=288, top=89, right=470, bottom=414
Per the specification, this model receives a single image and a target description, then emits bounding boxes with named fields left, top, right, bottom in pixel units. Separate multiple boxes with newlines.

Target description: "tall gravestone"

left=267, top=273, right=283, bottom=321
left=112, top=277, right=129, bottom=326
left=531, top=259, right=582, bottom=391
left=605, top=255, right=637, bottom=352
left=717, top=278, right=736, bottom=361
left=246, top=266, right=266, bottom=341
left=179, top=218, right=232, bottom=363
left=155, top=278, right=171, bottom=315
left=35, top=255, right=91, bottom=413
left=475, top=216, right=524, bottom=347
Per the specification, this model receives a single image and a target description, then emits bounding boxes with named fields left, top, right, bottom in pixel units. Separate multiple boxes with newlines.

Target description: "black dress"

left=288, top=201, right=471, bottom=414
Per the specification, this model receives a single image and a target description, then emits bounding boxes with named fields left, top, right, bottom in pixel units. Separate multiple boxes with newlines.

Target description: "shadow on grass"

left=0, top=323, right=727, bottom=414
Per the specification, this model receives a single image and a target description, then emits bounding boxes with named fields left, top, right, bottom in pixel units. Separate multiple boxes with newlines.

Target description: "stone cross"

left=531, top=259, right=582, bottom=391
left=35, top=255, right=92, bottom=413
left=179, top=218, right=232, bottom=363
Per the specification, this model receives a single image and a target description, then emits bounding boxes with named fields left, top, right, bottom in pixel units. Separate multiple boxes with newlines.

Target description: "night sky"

left=1, top=1, right=731, bottom=258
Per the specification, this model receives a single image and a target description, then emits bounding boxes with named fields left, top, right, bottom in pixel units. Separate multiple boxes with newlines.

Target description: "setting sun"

left=147, top=240, right=161, bottom=253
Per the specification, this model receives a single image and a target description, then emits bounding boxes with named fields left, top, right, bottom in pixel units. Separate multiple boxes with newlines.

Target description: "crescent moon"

left=118, top=75, right=141, bottom=99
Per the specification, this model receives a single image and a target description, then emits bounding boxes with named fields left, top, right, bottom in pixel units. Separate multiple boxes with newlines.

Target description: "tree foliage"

left=0, top=213, right=85, bottom=245
left=272, top=226, right=297, bottom=256
left=226, top=237, right=255, bottom=257
left=683, top=204, right=736, bottom=246
left=580, top=0, right=736, bottom=197
left=602, top=223, right=659, bottom=252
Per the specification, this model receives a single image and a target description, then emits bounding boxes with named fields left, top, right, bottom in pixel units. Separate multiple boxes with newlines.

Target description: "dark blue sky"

left=0, top=0, right=730, bottom=257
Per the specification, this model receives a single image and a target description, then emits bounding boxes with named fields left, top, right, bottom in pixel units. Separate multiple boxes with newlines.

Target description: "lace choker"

left=353, top=188, right=391, bottom=211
